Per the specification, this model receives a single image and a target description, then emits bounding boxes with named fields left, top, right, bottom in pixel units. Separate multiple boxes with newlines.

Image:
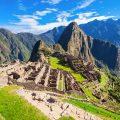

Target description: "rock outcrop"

left=53, top=44, right=65, bottom=54
left=58, top=22, right=93, bottom=63
left=29, top=40, right=48, bottom=62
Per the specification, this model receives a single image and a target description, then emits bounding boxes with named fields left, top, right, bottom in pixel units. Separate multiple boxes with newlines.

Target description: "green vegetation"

left=81, top=87, right=98, bottom=100
left=58, top=116, right=75, bottom=120
left=0, top=114, right=5, bottom=120
left=64, top=99, right=120, bottom=120
left=58, top=75, right=64, bottom=91
left=49, top=57, right=98, bottom=100
left=49, top=57, right=85, bottom=82
left=0, top=30, right=30, bottom=63
left=101, top=66, right=120, bottom=103
left=67, top=93, right=86, bottom=99
left=100, top=72, right=108, bottom=89
left=0, top=86, right=48, bottom=120
left=109, top=77, right=120, bottom=103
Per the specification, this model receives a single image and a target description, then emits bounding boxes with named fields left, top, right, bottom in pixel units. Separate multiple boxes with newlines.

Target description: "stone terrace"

left=0, top=60, right=84, bottom=95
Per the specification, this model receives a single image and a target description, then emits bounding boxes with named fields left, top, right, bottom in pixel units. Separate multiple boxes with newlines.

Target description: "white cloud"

left=41, top=0, right=62, bottom=5
left=73, top=12, right=114, bottom=24
left=46, top=8, right=57, bottom=11
left=74, top=15, right=115, bottom=25
left=77, top=0, right=96, bottom=9
left=15, top=15, right=40, bottom=20
left=57, top=11, right=71, bottom=22
left=35, top=8, right=57, bottom=16
left=77, top=12, right=97, bottom=19
left=35, top=11, right=51, bottom=16
left=14, top=16, right=39, bottom=26
left=6, top=12, right=115, bottom=34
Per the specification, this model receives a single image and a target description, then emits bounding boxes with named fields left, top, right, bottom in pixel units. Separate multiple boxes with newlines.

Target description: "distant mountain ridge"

left=80, top=19, right=120, bottom=47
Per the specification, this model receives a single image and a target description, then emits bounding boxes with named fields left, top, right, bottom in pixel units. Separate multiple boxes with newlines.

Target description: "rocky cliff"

left=58, top=22, right=93, bottom=63
left=29, top=40, right=52, bottom=62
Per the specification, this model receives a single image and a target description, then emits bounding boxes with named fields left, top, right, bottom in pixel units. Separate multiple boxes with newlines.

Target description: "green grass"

left=100, top=72, right=108, bottom=89
left=0, top=85, right=48, bottom=120
left=0, top=114, right=5, bottom=120
left=64, top=99, right=120, bottom=120
left=58, top=116, right=75, bottom=120
left=49, top=57, right=85, bottom=82
left=58, top=76, right=64, bottom=91
left=67, top=93, right=87, bottom=99
left=81, top=87, right=98, bottom=100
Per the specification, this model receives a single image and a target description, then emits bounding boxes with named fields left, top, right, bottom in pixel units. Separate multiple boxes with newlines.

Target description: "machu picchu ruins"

left=1, top=59, right=84, bottom=95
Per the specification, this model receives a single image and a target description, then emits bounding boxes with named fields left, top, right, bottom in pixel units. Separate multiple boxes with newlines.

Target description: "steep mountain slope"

left=0, top=28, right=30, bottom=63
left=58, top=22, right=93, bottom=63
left=17, top=32, right=55, bottom=51
left=80, top=19, right=120, bottom=46
left=91, top=39, right=120, bottom=75
left=17, top=33, right=39, bottom=51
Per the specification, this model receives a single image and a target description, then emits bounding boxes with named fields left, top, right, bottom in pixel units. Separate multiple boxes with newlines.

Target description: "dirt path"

left=17, top=88, right=102, bottom=120
left=0, top=74, right=8, bottom=88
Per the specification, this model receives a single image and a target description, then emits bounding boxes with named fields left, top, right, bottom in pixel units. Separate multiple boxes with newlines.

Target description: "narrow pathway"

left=17, top=88, right=102, bottom=120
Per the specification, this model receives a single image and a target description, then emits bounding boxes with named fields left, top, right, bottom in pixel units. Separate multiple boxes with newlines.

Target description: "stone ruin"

left=52, top=54, right=104, bottom=99
left=54, top=54, right=101, bottom=82
left=0, top=60, right=84, bottom=96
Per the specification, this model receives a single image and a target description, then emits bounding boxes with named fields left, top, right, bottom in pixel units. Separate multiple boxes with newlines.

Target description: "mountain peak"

left=69, top=21, right=78, bottom=26
left=58, top=22, right=93, bottom=63
left=67, top=22, right=80, bottom=31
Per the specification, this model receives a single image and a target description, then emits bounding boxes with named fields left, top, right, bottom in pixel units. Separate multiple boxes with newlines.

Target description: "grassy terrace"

left=59, top=116, right=75, bottom=120
left=100, top=72, right=108, bottom=89
left=49, top=57, right=85, bottom=82
left=0, top=86, right=48, bottom=120
left=64, top=99, right=120, bottom=120
left=58, top=75, right=65, bottom=91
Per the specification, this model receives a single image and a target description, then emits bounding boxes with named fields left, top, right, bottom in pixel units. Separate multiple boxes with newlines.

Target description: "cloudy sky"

left=0, top=0, right=119, bottom=34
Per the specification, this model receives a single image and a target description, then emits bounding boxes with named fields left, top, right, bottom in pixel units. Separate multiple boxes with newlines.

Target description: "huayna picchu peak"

left=58, top=22, right=93, bottom=63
